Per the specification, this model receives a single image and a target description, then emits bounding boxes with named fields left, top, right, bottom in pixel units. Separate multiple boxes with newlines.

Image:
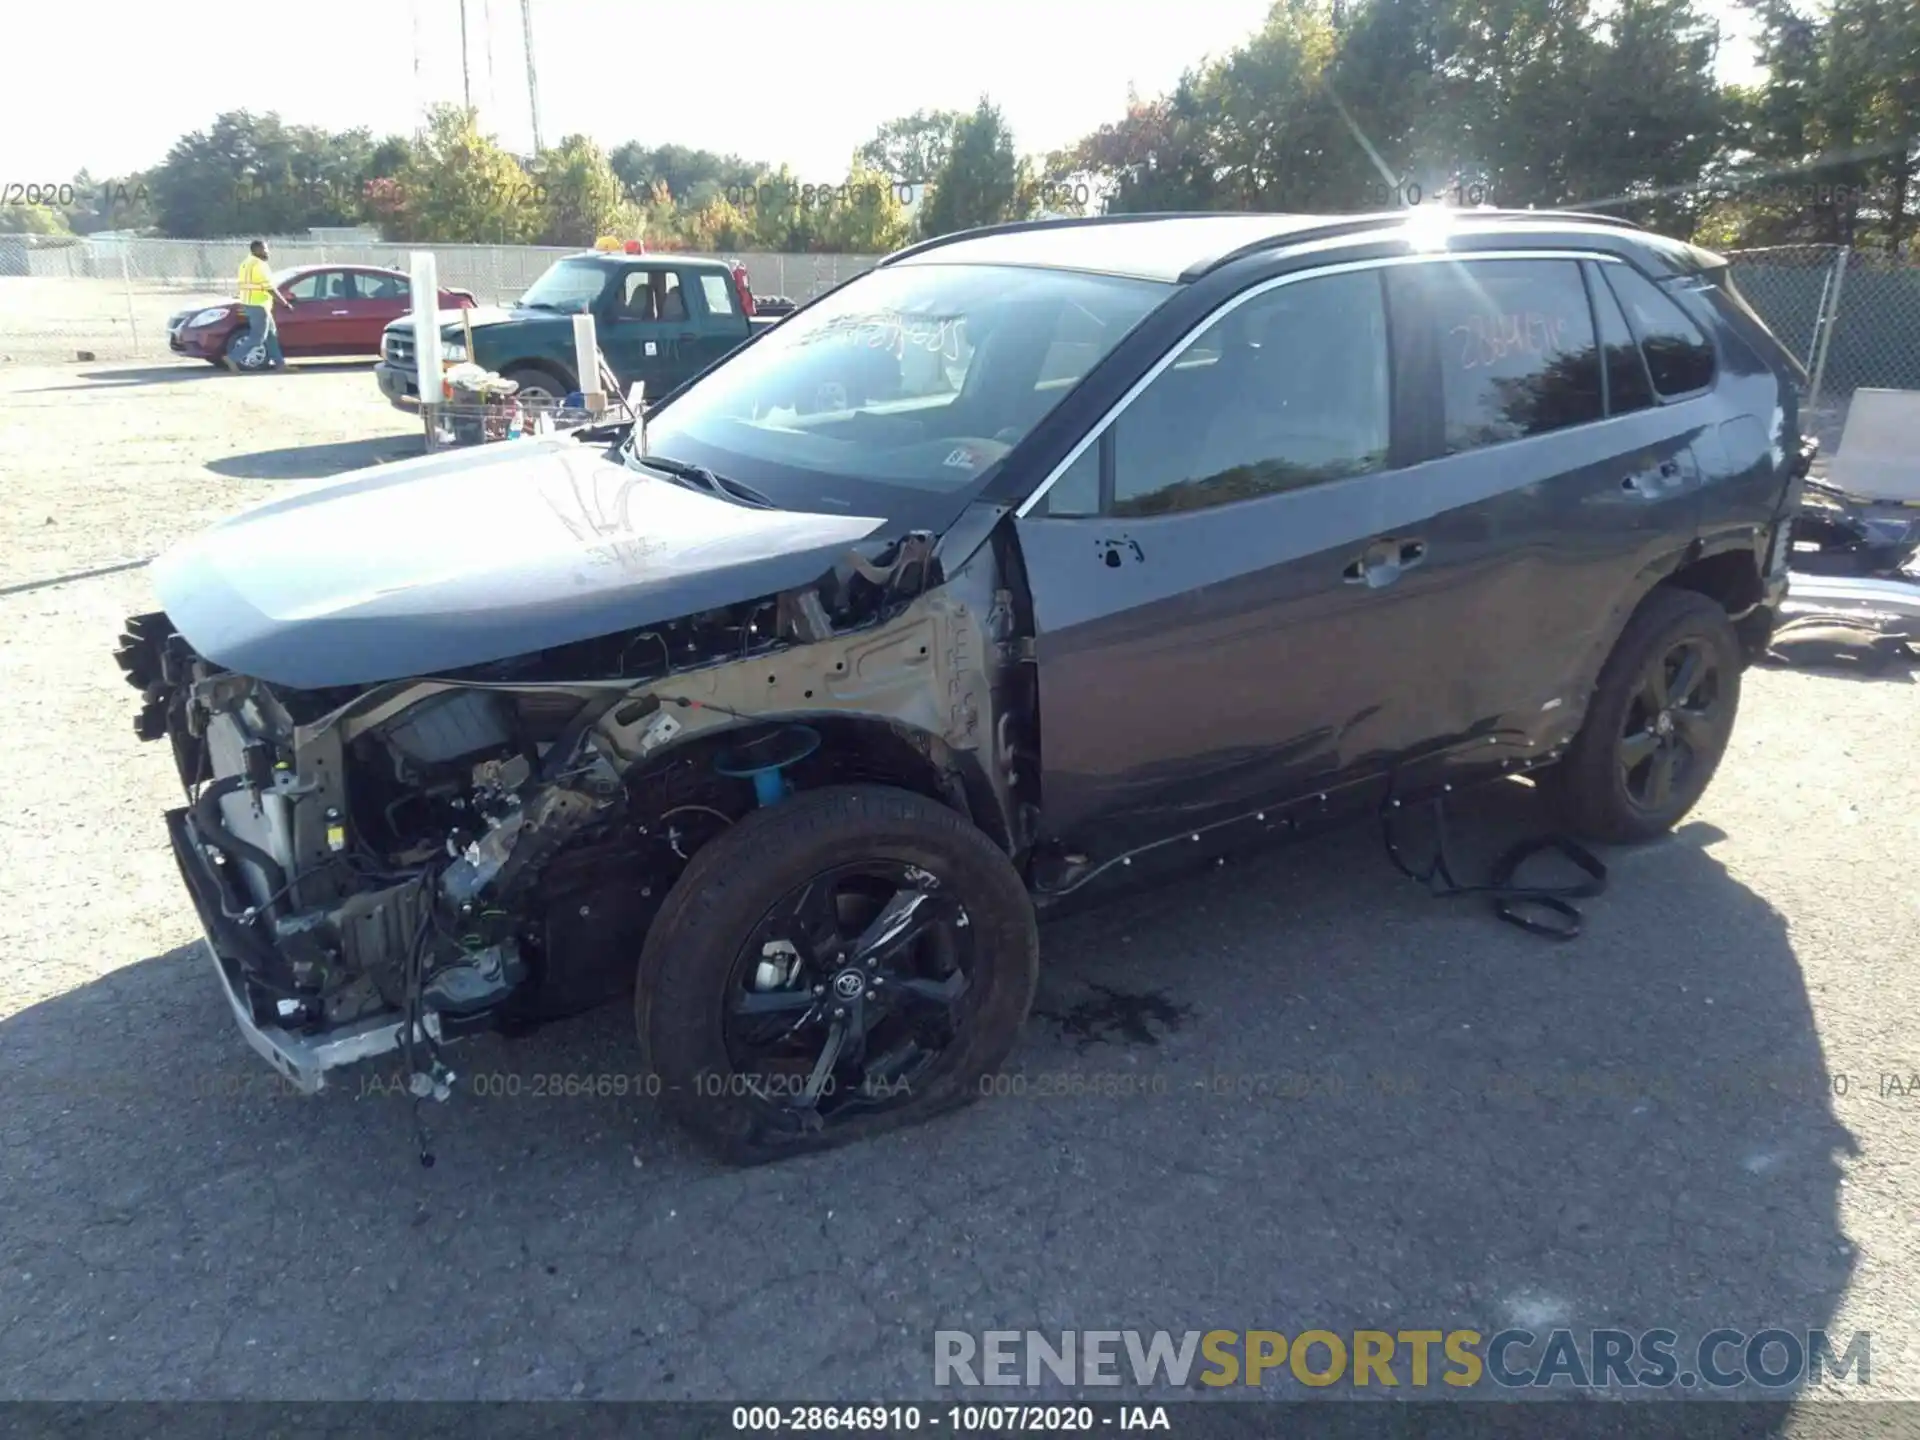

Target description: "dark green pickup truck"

left=375, top=251, right=785, bottom=411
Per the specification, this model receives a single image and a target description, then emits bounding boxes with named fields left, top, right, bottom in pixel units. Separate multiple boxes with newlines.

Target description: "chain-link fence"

left=0, top=235, right=882, bottom=363
left=1722, top=244, right=1920, bottom=458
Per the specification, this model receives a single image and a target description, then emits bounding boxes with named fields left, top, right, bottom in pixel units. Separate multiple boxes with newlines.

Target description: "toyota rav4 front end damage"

left=117, top=435, right=1034, bottom=1111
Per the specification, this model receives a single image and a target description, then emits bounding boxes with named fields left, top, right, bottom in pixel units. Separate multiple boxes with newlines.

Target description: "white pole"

left=120, top=246, right=138, bottom=357
left=411, top=251, right=443, bottom=446
left=571, top=311, right=601, bottom=412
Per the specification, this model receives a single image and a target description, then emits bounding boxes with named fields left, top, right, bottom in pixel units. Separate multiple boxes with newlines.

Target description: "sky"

left=1, top=0, right=1763, bottom=184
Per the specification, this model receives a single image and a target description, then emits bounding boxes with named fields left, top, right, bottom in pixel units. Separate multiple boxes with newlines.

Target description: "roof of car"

left=882, top=209, right=1662, bottom=283
left=270, top=263, right=404, bottom=280
left=561, top=250, right=733, bottom=269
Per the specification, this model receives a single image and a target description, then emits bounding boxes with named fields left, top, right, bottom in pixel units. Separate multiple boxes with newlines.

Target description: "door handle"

left=330, top=309, right=350, bottom=315
left=677, top=331, right=697, bottom=341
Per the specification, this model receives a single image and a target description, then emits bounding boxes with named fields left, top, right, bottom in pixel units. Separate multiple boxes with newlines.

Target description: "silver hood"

left=149, top=437, right=890, bottom=690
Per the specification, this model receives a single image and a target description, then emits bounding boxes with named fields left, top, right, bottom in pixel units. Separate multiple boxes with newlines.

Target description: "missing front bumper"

left=165, top=805, right=440, bottom=1094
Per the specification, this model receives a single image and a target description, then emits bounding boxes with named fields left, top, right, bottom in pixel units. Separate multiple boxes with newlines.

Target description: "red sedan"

left=166, top=265, right=476, bottom=369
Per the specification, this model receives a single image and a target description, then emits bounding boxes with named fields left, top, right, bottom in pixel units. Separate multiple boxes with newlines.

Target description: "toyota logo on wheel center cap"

left=832, top=970, right=866, bottom=1000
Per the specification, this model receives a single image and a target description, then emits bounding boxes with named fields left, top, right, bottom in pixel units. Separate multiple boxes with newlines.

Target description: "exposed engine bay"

left=116, top=522, right=1035, bottom=1099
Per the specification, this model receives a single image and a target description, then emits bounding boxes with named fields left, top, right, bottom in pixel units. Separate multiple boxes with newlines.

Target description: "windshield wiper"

left=639, top=455, right=776, bottom=509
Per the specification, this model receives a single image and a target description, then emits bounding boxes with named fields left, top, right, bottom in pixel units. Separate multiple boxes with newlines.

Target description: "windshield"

left=520, top=259, right=611, bottom=313
left=629, top=263, right=1170, bottom=512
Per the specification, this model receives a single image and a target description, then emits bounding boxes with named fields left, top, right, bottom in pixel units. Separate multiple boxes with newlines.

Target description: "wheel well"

left=1663, top=548, right=1763, bottom=616
left=623, top=716, right=1007, bottom=855
left=502, top=359, right=577, bottom=394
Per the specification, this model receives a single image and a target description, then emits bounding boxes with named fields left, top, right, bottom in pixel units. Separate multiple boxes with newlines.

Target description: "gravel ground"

left=0, top=358, right=1916, bottom=1406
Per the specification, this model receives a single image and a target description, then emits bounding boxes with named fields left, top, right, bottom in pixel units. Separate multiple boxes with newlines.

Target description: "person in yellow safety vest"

left=230, top=239, right=289, bottom=372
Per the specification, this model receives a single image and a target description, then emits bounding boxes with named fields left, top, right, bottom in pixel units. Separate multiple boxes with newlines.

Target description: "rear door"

left=1388, top=253, right=1705, bottom=747
left=342, top=269, right=412, bottom=353
left=1012, top=263, right=1453, bottom=857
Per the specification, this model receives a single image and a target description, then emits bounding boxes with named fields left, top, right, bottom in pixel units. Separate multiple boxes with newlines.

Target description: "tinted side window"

left=1602, top=264, right=1716, bottom=397
left=1422, top=259, right=1602, bottom=453
left=353, top=271, right=406, bottom=301
left=1586, top=262, right=1654, bottom=415
left=1110, top=270, right=1390, bottom=518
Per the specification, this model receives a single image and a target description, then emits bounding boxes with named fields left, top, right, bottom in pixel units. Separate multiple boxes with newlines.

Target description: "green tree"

left=60, top=169, right=155, bottom=234
left=535, top=134, right=641, bottom=246
left=815, top=157, right=915, bottom=252
left=387, top=105, right=542, bottom=243
left=918, top=98, right=1024, bottom=238
left=1193, top=0, right=1350, bottom=209
left=148, top=112, right=385, bottom=236
left=1564, top=0, right=1730, bottom=233
left=0, top=204, right=72, bottom=235
left=609, top=142, right=763, bottom=210
left=856, top=110, right=966, bottom=184
left=1735, top=0, right=1919, bottom=252
left=1072, top=81, right=1226, bottom=212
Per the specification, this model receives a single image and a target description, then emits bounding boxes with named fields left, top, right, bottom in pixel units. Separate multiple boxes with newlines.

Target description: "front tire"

left=1549, top=587, right=1743, bottom=844
left=225, top=329, right=269, bottom=372
left=502, top=366, right=568, bottom=413
left=638, top=785, right=1038, bottom=1165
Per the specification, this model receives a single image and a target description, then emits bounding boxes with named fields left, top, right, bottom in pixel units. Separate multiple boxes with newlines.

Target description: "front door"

left=687, top=269, right=749, bottom=374
left=273, top=270, right=341, bottom=355
left=598, top=266, right=681, bottom=399
left=1013, top=265, right=1450, bottom=859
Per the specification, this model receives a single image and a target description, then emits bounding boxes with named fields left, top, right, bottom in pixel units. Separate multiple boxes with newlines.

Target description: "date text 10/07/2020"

left=731, top=1405, right=1171, bottom=1432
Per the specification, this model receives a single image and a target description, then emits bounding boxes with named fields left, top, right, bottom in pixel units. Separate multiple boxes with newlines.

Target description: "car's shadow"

left=205, top=434, right=423, bottom=481
left=26, top=363, right=226, bottom=391
left=0, top=783, right=1854, bottom=1404
left=27, top=359, right=384, bottom=394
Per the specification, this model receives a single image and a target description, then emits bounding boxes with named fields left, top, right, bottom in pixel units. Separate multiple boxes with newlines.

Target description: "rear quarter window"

left=700, top=273, right=738, bottom=317
left=1601, top=264, right=1717, bottom=397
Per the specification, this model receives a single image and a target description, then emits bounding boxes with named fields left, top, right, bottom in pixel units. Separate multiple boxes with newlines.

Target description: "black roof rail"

left=874, top=206, right=1652, bottom=278
left=876, top=211, right=1257, bottom=267
left=1181, top=206, right=1650, bottom=280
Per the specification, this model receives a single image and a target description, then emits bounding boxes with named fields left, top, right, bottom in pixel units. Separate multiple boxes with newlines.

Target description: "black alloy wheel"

left=1617, top=635, right=1725, bottom=813
left=1547, top=586, right=1743, bottom=844
left=723, top=860, right=975, bottom=1120
left=638, top=785, right=1038, bottom=1163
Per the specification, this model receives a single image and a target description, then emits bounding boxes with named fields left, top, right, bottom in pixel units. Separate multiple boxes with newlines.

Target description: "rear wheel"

left=1548, top=587, right=1742, bottom=843
left=638, top=785, right=1038, bottom=1164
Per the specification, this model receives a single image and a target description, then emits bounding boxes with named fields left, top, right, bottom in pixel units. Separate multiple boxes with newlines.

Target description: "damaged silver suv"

left=119, top=210, right=1813, bottom=1162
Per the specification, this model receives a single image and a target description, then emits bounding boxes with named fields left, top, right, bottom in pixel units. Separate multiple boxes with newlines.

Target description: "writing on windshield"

left=803, top=312, right=969, bottom=363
